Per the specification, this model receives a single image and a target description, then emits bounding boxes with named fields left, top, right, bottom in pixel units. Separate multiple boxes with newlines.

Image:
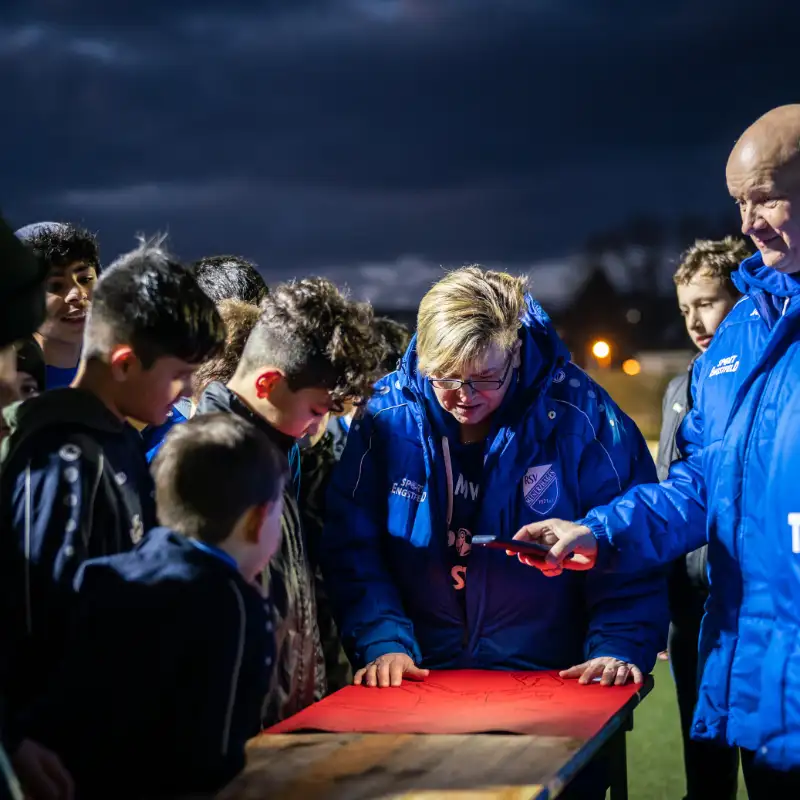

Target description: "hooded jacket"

left=0, top=388, right=155, bottom=735
left=581, top=252, right=800, bottom=771
left=24, top=528, right=273, bottom=798
left=195, top=382, right=326, bottom=724
left=321, top=297, right=668, bottom=673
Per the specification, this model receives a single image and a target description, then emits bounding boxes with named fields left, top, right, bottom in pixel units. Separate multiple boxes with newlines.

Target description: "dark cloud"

left=3, top=0, right=799, bottom=304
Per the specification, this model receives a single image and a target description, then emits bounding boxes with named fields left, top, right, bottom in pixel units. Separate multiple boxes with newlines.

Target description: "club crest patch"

left=522, top=464, right=559, bottom=515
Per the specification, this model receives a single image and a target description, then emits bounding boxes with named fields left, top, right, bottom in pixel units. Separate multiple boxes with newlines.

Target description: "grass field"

left=625, top=661, right=747, bottom=799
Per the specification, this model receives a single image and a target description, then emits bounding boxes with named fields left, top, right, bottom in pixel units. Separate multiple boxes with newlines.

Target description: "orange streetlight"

left=591, top=340, right=611, bottom=360
left=622, top=358, right=641, bottom=376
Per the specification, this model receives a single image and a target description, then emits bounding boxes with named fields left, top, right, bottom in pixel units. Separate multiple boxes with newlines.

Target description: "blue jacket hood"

left=398, top=295, right=570, bottom=436
left=733, top=252, right=800, bottom=328
left=733, top=251, right=800, bottom=298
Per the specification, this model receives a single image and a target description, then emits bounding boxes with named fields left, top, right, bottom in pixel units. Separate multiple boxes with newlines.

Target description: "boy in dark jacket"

left=25, top=413, right=287, bottom=798
left=195, top=277, right=385, bottom=724
left=657, top=236, right=748, bottom=800
left=0, top=238, right=225, bottom=766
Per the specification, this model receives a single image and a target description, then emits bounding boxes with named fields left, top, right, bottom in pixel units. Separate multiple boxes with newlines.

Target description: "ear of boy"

left=254, top=370, right=281, bottom=399
left=108, top=347, right=148, bottom=428
left=242, top=504, right=268, bottom=545
left=109, top=345, right=138, bottom=381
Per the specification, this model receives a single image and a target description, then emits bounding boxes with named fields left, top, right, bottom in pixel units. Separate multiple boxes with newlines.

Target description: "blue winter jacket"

left=321, top=297, right=668, bottom=674
left=580, top=253, right=800, bottom=771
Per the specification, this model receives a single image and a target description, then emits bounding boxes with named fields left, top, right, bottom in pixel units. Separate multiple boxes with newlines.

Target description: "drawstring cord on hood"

left=442, top=436, right=453, bottom=528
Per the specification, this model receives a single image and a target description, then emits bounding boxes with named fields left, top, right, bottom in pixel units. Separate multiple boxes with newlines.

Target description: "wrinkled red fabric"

left=266, top=670, right=643, bottom=738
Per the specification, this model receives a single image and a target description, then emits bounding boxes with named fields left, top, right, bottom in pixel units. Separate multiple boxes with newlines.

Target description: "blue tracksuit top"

left=321, top=296, right=668, bottom=675
left=581, top=252, right=800, bottom=771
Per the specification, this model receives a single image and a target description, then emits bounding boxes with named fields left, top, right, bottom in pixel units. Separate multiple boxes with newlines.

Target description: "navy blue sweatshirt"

left=0, top=388, right=155, bottom=745
left=25, top=528, right=274, bottom=798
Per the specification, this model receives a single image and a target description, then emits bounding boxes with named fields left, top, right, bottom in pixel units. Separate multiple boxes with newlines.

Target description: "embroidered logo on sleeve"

left=522, top=464, right=559, bottom=515
left=708, top=354, right=740, bottom=378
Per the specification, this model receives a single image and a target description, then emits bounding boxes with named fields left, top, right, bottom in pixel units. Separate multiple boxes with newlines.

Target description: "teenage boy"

left=23, top=413, right=287, bottom=798
left=195, top=277, right=385, bottom=722
left=656, top=236, right=750, bottom=800
left=0, top=238, right=225, bottom=758
left=15, top=222, right=101, bottom=390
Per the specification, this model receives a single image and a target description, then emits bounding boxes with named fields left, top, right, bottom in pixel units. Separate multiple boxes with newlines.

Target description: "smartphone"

left=472, top=534, right=553, bottom=559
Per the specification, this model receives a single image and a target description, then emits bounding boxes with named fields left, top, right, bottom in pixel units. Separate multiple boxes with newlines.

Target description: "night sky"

left=4, top=1, right=799, bottom=308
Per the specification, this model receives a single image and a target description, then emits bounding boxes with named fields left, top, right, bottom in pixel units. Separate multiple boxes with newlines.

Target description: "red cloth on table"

left=266, top=669, right=642, bottom=739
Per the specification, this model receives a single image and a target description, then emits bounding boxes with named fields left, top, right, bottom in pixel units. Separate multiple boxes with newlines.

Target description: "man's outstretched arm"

left=514, top=408, right=708, bottom=574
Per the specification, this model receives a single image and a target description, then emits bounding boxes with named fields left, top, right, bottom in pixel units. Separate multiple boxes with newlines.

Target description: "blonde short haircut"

left=417, top=266, right=527, bottom=377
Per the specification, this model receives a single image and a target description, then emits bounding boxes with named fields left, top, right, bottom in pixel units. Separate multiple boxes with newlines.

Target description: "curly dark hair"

left=17, top=222, right=100, bottom=275
left=192, top=299, right=261, bottom=398
left=239, top=277, right=385, bottom=404
left=191, top=255, right=267, bottom=306
left=374, top=316, right=411, bottom=373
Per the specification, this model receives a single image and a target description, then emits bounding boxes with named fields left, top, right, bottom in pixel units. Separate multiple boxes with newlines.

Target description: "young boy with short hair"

left=195, top=277, right=385, bottom=722
left=24, top=413, right=287, bottom=798
left=15, top=221, right=101, bottom=390
left=657, top=235, right=750, bottom=800
left=0, top=238, right=225, bottom=750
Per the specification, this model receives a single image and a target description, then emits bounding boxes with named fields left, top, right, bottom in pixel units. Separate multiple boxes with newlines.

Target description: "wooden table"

left=218, top=676, right=652, bottom=799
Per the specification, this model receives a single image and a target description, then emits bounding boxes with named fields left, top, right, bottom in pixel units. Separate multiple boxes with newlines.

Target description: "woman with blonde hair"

left=321, top=267, right=667, bottom=757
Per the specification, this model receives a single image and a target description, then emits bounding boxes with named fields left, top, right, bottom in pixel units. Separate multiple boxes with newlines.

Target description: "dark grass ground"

left=624, top=660, right=747, bottom=799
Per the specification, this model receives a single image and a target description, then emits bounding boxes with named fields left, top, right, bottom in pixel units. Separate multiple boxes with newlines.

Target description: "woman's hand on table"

left=354, top=653, right=430, bottom=687
left=560, top=657, right=644, bottom=687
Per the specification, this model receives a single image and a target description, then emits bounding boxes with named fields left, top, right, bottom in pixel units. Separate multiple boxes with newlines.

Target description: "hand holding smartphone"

left=472, top=534, right=555, bottom=560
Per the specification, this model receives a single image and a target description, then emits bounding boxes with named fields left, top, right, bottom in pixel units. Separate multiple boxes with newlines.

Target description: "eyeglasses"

left=429, top=355, right=514, bottom=392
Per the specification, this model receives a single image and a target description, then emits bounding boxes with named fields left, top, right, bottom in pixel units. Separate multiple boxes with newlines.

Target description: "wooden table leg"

left=607, top=718, right=631, bottom=800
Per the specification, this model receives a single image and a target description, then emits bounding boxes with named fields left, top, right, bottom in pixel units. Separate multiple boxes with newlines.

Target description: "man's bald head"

left=728, top=105, right=800, bottom=185
left=727, top=105, right=800, bottom=274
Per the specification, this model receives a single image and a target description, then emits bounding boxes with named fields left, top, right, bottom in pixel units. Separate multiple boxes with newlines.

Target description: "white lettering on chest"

left=789, top=513, right=800, bottom=555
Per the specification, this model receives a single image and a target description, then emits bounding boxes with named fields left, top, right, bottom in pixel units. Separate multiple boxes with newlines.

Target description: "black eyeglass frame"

left=429, top=353, right=514, bottom=392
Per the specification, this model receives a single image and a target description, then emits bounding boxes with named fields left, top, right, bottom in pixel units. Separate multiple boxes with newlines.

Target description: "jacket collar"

left=196, top=381, right=296, bottom=456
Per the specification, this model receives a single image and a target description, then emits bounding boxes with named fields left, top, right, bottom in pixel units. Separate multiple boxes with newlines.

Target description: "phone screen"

left=472, top=535, right=551, bottom=558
